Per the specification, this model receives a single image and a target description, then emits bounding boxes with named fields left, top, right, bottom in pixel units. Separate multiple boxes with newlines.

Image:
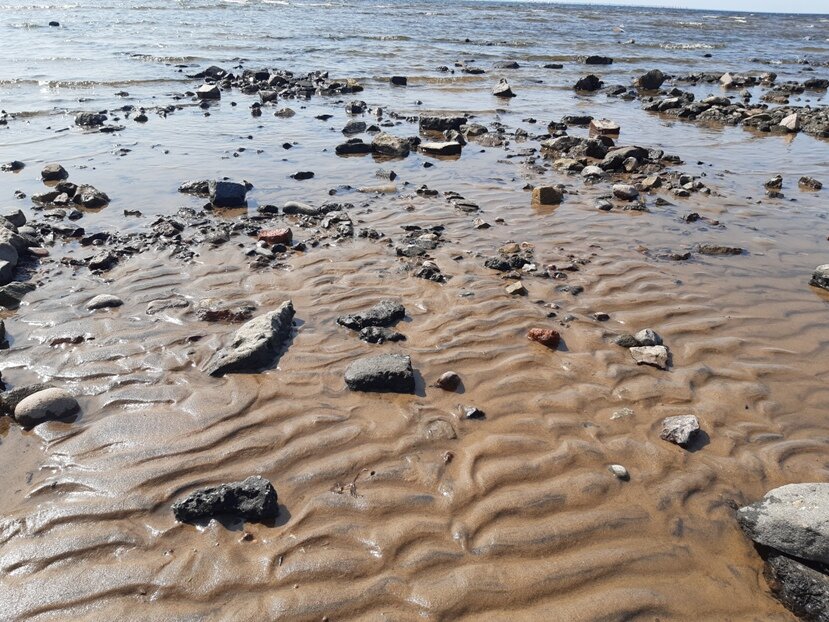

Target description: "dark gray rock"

left=178, top=180, right=210, bottom=195
left=172, top=476, right=278, bottom=523
left=0, top=383, right=51, bottom=415
left=41, top=163, right=68, bottom=181
left=336, top=139, right=372, bottom=155
left=204, top=301, right=295, bottom=376
left=73, top=184, right=109, bottom=208
left=337, top=300, right=405, bottom=330
left=419, top=115, right=468, bottom=132
left=660, top=415, right=700, bottom=447
left=344, top=354, right=415, bottom=393
left=585, top=55, right=613, bottom=65
left=371, top=133, right=410, bottom=158
left=574, top=74, right=602, bottom=92
left=390, top=76, right=408, bottom=86
left=208, top=180, right=247, bottom=207
left=3, top=209, right=26, bottom=228
left=1, top=160, right=24, bottom=172
left=75, top=112, right=107, bottom=127
left=342, top=120, right=366, bottom=135
left=492, top=79, right=516, bottom=98
left=810, top=265, right=829, bottom=291
left=0, top=281, right=35, bottom=309
left=359, top=326, right=406, bottom=344
left=763, top=550, right=829, bottom=622
left=196, top=84, right=221, bottom=100
left=738, top=483, right=829, bottom=565
left=637, top=69, right=666, bottom=90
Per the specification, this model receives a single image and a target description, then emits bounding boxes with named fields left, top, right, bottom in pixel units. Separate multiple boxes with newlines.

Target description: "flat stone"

left=434, top=371, right=461, bottom=391
left=344, top=354, right=415, bottom=393
left=527, top=328, right=560, bottom=349
left=492, top=79, right=516, bottom=98
left=337, top=300, right=405, bottom=330
left=86, top=294, right=123, bottom=310
left=14, top=388, right=79, bottom=428
left=258, top=228, right=292, bottom=245
left=608, top=464, right=629, bottom=480
left=630, top=345, right=669, bottom=369
left=660, top=415, right=700, bottom=446
left=420, top=141, right=462, bottom=156
left=371, top=133, right=410, bottom=158
left=204, top=301, right=295, bottom=376
left=208, top=180, right=246, bottom=207
left=172, top=476, right=278, bottom=523
left=738, top=483, right=829, bottom=566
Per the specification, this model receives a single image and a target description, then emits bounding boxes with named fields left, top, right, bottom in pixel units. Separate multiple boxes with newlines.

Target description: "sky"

left=519, top=0, right=828, bottom=14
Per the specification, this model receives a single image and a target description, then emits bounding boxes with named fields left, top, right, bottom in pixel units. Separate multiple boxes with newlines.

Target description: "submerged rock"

left=204, top=301, right=295, bottom=376
left=75, top=112, right=107, bottom=127
left=371, top=132, right=411, bottom=158
left=14, top=388, right=79, bottom=428
left=344, top=354, right=415, bottom=393
left=359, top=326, right=406, bottom=344
left=532, top=185, right=563, bottom=205
left=337, top=300, right=404, bottom=330
left=574, top=74, right=602, bottom=92
left=172, top=476, right=278, bottom=523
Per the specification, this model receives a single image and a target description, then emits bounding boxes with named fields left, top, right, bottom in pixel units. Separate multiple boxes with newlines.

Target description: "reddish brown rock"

left=527, top=328, right=560, bottom=349
left=258, top=228, right=292, bottom=245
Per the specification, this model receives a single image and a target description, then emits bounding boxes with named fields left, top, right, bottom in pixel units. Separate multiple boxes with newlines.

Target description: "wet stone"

left=337, top=300, right=405, bottom=331
left=344, top=354, right=415, bottom=394
left=527, top=328, right=560, bottom=349
left=14, top=388, right=79, bottom=428
left=810, top=265, right=829, bottom=291
left=172, top=476, right=278, bottom=523
left=358, top=326, right=406, bottom=344
left=434, top=371, right=461, bottom=391
left=630, top=345, right=669, bottom=370
left=86, top=294, right=123, bottom=310
left=660, top=415, right=700, bottom=447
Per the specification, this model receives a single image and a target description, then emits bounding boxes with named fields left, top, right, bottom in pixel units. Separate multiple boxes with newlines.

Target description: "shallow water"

left=1, top=0, right=829, bottom=620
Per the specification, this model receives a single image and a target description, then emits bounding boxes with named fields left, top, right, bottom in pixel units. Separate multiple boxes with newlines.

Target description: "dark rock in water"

left=75, top=112, right=107, bottom=127
left=810, top=265, right=829, bottom=291
left=3, top=209, right=25, bottom=228
left=799, top=176, right=823, bottom=190
left=434, top=371, right=461, bottom=391
left=574, top=74, right=602, bottom=92
left=204, top=300, right=295, bottom=376
left=342, top=120, right=366, bottom=135
left=282, top=201, right=341, bottom=216
left=371, top=132, right=410, bottom=158
left=697, top=243, right=743, bottom=256
left=659, top=415, right=700, bottom=447
left=0, top=281, right=35, bottom=309
left=73, top=184, right=109, bottom=208
left=345, top=100, right=367, bottom=114
left=259, top=90, right=278, bottom=103
left=41, top=163, right=68, bottom=181
left=359, top=326, right=406, bottom=344
left=493, top=61, right=520, bottom=69
left=86, top=294, right=123, bottom=310
left=561, top=114, right=593, bottom=126
left=1, top=160, right=24, bottom=172
left=637, top=69, right=666, bottom=90
left=544, top=63, right=564, bottom=69
left=614, top=334, right=639, bottom=348
left=419, top=115, right=468, bottom=132
left=196, top=84, right=221, bottom=100
left=190, top=65, right=227, bottom=80
left=765, top=174, right=783, bottom=189
left=172, top=476, right=278, bottom=523
left=336, top=138, right=372, bottom=155
left=178, top=180, right=210, bottom=195
left=337, top=299, right=404, bottom=330
left=48, top=20, right=59, bottom=26
left=290, top=171, right=314, bottom=180
left=208, top=180, right=246, bottom=207
left=738, top=483, right=829, bottom=565
left=492, top=79, right=516, bottom=97
left=88, top=251, right=117, bottom=271
left=344, top=354, right=415, bottom=393
left=461, top=405, right=486, bottom=420
left=762, top=550, right=829, bottom=622
left=0, top=383, right=51, bottom=415
left=196, top=299, right=255, bottom=323
left=585, top=55, right=613, bottom=65
left=390, top=76, right=407, bottom=86
left=532, top=185, right=563, bottom=205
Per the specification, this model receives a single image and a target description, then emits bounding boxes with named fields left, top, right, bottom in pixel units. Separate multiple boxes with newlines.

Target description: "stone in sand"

left=634, top=328, right=662, bottom=346
left=41, top=163, right=68, bottom=181
left=14, top=388, right=79, bottom=428
left=532, top=186, right=563, bottom=205
left=337, top=300, right=405, bottom=330
left=608, top=464, right=629, bottom=480
left=434, top=371, right=461, bottom=391
left=258, top=228, right=292, bottom=245
left=204, top=300, right=295, bottom=376
left=208, top=180, right=246, bottom=207
left=810, top=265, right=829, bottom=291
left=761, top=550, right=829, bottom=622
left=660, top=415, right=700, bottom=447
left=359, top=326, right=406, bottom=344
left=172, top=476, right=278, bottom=523
left=630, top=345, right=669, bottom=369
left=527, top=328, right=560, bottom=349
left=344, top=354, right=415, bottom=393
left=505, top=281, right=527, bottom=296
left=0, top=383, right=51, bottom=415
left=371, top=133, right=410, bottom=158
left=178, top=180, right=210, bottom=195
left=196, top=84, right=221, bottom=100
left=637, top=69, right=666, bottom=90
left=86, top=294, right=123, bottom=310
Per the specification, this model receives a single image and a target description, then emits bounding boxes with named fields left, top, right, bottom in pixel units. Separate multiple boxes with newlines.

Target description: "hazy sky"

left=521, top=0, right=828, bottom=14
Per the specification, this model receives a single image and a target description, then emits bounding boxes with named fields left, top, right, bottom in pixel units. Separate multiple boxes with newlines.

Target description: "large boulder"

left=172, top=476, right=278, bottom=523
left=208, top=180, right=247, bottom=207
left=204, top=300, right=295, bottom=376
left=737, top=483, right=829, bottom=565
left=344, top=354, right=415, bottom=393
left=13, top=388, right=79, bottom=428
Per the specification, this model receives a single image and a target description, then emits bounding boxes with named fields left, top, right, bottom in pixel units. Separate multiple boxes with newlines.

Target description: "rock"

left=589, top=118, right=620, bottom=135
left=532, top=186, right=563, bottom=205
left=345, top=100, right=367, bottom=114
left=608, top=464, right=629, bottom=480
left=585, top=55, right=613, bottom=65
left=75, top=112, right=107, bottom=127
left=765, top=174, right=784, bottom=189
left=258, top=90, right=278, bottom=103
left=810, top=265, right=829, bottom=291
left=0, top=281, right=35, bottom=309
left=434, top=371, right=461, bottom=391
left=630, top=345, right=669, bottom=369
left=780, top=113, right=800, bottom=132
left=208, top=180, right=246, bottom=207
left=612, top=184, right=639, bottom=200
left=738, top=483, right=829, bottom=565
left=371, top=132, right=410, bottom=158
left=344, top=354, right=415, bottom=393
left=460, top=405, right=485, bottom=420
left=419, top=115, right=468, bottom=133
left=342, top=120, right=366, bottom=135
left=336, top=139, right=372, bottom=155
left=258, top=228, right=292, bottom=245
left=505, top=281, right=527, bottom=296
left=290, top=171, right=314, bottom=180
left=0, top=383, right=51, bottom=415
left=762, top=550, right=829, bottom=622
left=492, top=79, right=516, bottom=97
left=41, top=163, right=68, bottom=181
left=195, top=299, right=254, bottom=323
left=660, top=415, right=700, bottom=447
left=527, top=328, right=560, bottom=349
left=196, top=84, right=221, bottom=100
left=86, top=294, right=123, bottom=310
left=390, top=76, right=407, bottom=86
left=697, top=243, right=743, bottom=256
left=420, top=141, right=462, bottom=156
left=4, top=210, right=25, bottom=228
left=178, top=180, right=210, bottom=195
left=337, top=300, right=405, bottom=330
left=73, top=184, right=109, bottom=208
left=172, top=476, right=278, bottom=523
left=13, top=388, right=79, bottom=428
left=1, top=160, right=24, bottom=172
left=88, top=251, right=117, bottom=271
left=634, top=328, right=662, bottom=346
left=574, top=74, right=602, bottom=92
left=493, top=61, right=520, bottom=69
left=359, top=326, right=406, bottom=344
left=799, top=176, right=823, bottom=191
left=204, top=301, right=295, bottom=376
left=637, top=69, right=666, bottom=90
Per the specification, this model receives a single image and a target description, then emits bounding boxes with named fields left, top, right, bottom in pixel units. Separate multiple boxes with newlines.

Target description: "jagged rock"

left=634, top=328, right=662, bottom=346
left=196, top=84, right=221, bottom=100
left=209, top=180, right=246, bottom=207
left=800, top=176, right=823, bottom=191
left=532, top=186, right=563, bottom=205
left=178, top=180, right=210, bottom=195
left=492, top=79, right=516, bottom=97
left=637, top=69, right=666, bottom=90
left=344, top=354, right=415, bottom=393
left=359, top=326, right=406, bottom=344
left=13, top=388, right=79, bottom=428
left=762, top=550, right=829, bottom=622
left=660, top=415, right=700, bottom=447
left=73, top=184, right=109, bottom=208
left=204, top=301, right=295, bottom=376
left=337, top=300, right=405, bottom=330
left=527, top=328, right=560, bottom=349
left=810, top=265, right=829, bottom=291
left=630, top=345, right=669, bottom=369
left=371, top=133, right=410, bottom=158
left=172, top=476, right=278, bottom=523
left=0, top=281, right=35, bottom=309
left=75, top=112, right=107, bottom=127
left=41, top=163, right=68, bottom=181
left=574, top=74, right=602, bottom=91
